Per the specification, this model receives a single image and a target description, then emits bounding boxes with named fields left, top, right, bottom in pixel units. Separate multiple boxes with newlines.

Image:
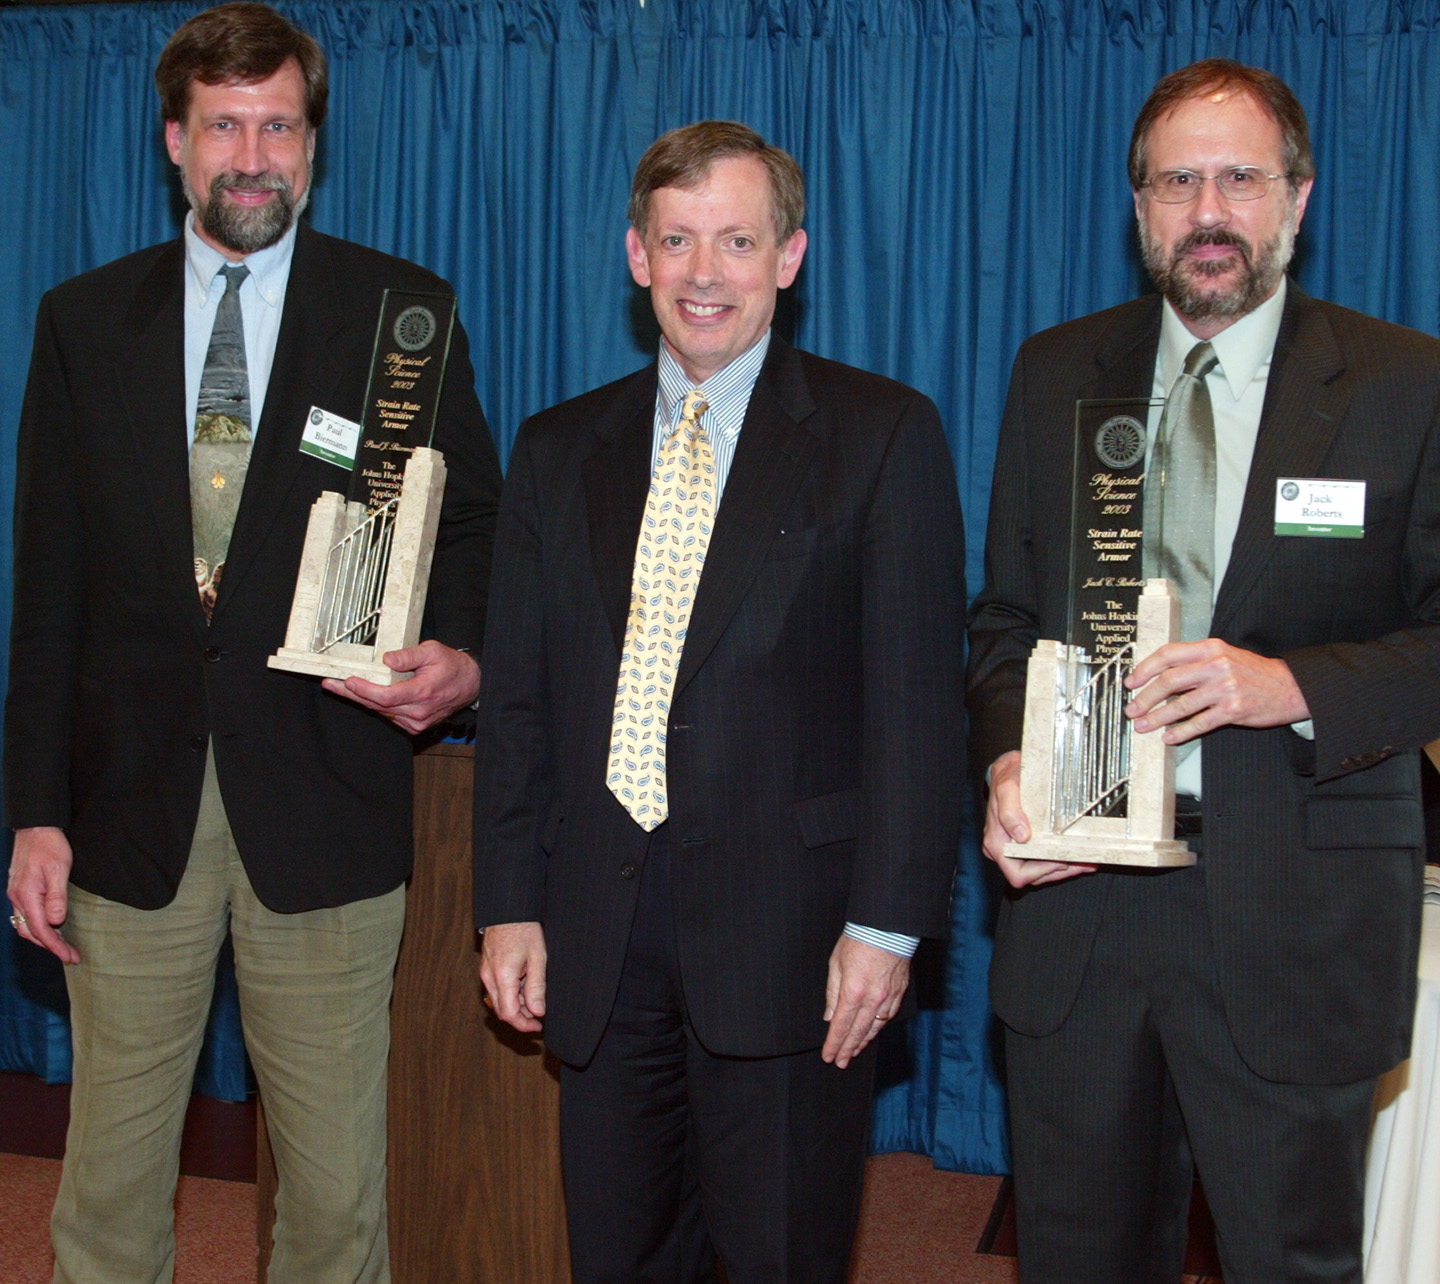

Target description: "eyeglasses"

left=1140, top=167, right=1288, bottom=203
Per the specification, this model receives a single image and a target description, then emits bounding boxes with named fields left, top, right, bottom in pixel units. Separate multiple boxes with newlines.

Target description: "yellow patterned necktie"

left=607, top=390, right=714, bottom=829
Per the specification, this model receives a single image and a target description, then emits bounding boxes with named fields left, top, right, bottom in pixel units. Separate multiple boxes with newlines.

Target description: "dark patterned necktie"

left=191, top=263, right=252, bottom=621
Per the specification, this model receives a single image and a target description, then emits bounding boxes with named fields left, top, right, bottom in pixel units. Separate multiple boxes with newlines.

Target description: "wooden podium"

left=257, top=743, right=571, bottom=1282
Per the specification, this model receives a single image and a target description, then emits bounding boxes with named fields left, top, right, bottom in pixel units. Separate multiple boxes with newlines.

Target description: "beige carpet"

left=0, top=1149, right=1214, bottom=1283
left=0, top=1153, right=255, bottom=1284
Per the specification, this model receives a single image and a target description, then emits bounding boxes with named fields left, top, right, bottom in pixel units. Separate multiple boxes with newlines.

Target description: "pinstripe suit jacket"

left=967, top=284, right=1440, bottom=1085
left=474, top=335, right=966, bottom=1066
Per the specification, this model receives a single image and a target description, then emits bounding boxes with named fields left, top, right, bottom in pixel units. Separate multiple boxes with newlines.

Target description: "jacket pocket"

left=1303, top=795, right=1422, bottom=849
left=540, top=809, right=564, bottom=855
left=760, top=523, right=829, bottom=558
left=794, top=787, right=862, bottom=849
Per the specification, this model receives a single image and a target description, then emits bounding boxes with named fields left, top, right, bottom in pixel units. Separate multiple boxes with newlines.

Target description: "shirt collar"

left=183, top=210, right=297, bottom=311
left=656, top=330, right=772, bottom=437
left=1158, top=276, right=1287, bottom=402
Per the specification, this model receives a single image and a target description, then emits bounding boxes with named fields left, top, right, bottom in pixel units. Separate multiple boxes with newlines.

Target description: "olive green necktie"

left=1144, top=340, right=1220, bottom=644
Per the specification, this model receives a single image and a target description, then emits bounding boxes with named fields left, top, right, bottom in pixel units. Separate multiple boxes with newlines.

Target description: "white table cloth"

left=1364, top=898, right=1440, bottom=1283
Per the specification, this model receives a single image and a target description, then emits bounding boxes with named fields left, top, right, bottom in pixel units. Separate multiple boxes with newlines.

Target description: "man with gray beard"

left=3, top=5, right=501, bottom=1282
left=968, top=60, right=1440, bottom=1282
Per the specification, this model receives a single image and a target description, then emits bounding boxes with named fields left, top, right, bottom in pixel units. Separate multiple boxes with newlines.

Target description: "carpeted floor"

left=851, top=1155, right=1020, bottom=1283
left=0, top=1153, right=255, bottom=1284
left=0, top=1149, right=1214, bottom=1283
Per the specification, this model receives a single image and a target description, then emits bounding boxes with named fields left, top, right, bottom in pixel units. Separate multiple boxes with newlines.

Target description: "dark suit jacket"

left=967, top=284, right=1440, bottom=1085
left=3, top=221, right=502, bottom=913
left=474, top=335, right=966, bottom=1066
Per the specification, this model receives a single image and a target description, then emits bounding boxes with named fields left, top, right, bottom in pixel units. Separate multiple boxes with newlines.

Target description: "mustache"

left=209, top=170, right=292, bottom=197
left=1174, top=227, right=1252, bottom=265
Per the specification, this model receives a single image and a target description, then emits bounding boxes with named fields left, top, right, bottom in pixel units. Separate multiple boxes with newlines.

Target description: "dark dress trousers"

left=4, top=221, right=503, bottom=912
left=967, top=284, right=1440, bottom=1279
left=475, top=334, right=966, bottom=1067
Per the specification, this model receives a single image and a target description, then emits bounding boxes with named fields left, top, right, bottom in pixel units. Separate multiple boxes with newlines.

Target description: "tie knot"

left=680, top=391, right=709, bottom=425
left=1182, top=341, right=1218, bottom=381
left=219, top=263, right=250, bottom=294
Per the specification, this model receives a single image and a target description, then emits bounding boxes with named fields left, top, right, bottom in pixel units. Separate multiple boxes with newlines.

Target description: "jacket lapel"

left=214, top=222, right=348, bottom=617
left=1083, top=296, right=1163, bottom=403
left=582, top=369, right=659, bottom=655
left=674, top=336, right=819, bottom=693
left=1212, top=285, right=1348, bottom=634
left=112, top=241, right=203, bottom=626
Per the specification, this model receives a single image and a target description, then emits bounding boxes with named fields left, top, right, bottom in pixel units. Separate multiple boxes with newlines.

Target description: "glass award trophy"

left=1003, top=399, right=1194, bottom=867
left=269, top=290, right=456, bottom=685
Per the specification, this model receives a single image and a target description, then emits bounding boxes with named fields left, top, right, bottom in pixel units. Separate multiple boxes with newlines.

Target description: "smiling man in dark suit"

left=968, top=60, right=1440, bottom=1282
left=474, top=121, right=965, bottom=1283
left=2, top=6, right=501, bottom=1281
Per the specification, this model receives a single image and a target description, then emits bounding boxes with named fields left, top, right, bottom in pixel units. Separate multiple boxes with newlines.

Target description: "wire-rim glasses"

left=1140, top=167, right=1288, bottom=203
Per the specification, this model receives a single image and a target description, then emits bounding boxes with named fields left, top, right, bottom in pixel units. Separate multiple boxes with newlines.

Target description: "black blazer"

left=474, top=336, right=966, bottom=1065
left=4, top=222, right=502, bottom=913
left=967, top=284, right=1440, bottom=1085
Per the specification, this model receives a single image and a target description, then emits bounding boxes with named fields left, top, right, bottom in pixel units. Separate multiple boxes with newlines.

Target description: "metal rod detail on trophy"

left=1006, top=578, right=1192, bottom=867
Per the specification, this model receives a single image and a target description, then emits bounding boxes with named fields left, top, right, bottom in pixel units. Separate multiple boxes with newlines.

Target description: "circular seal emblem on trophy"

left=1094, top=415, right=1146, bottom=470
left=393, top=305, right=438, bottom=352
left=1281, top=481, right=1300, bottom=501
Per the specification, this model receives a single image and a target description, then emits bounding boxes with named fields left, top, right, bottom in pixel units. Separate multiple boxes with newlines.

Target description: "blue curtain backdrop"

left=2, top=0, right=1439, bottom=1169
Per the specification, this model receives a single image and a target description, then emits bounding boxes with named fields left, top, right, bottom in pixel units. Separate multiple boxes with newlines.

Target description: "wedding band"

left=9, top=912, right=26, bottom=929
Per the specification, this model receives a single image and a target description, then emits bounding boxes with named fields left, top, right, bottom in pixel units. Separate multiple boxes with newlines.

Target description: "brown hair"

left=155, top=3, right=328, bottom=130
left=628, top=120, right=805, bottom=243
left=1128, top=59, right=1314, bottom=191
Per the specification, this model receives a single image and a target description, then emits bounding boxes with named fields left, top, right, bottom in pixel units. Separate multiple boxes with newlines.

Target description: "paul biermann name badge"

left=1274, top=477, right=1366, bottom=538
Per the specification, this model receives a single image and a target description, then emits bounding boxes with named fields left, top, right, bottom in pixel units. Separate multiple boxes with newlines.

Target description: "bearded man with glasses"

left=969, top=59, right=1440, bottom=1282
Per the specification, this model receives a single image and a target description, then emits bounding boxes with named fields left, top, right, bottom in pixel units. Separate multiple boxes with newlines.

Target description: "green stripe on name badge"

left=1274, top=521, right=1363, bottom=538
left=299, top=439, right=353, bottom=469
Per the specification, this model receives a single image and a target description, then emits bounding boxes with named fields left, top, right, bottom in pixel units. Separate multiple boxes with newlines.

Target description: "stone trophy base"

left=1009, top=579, right=1194, bottom=868
left=268, top=447, right=445, bottom=687
left=267, top=645, right=413, bottom=685
left=1005, top=816, right=1195, bottom=868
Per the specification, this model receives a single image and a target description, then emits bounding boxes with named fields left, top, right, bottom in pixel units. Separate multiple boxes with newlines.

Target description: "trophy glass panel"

left=1056, top=399, right=1163, bottom=826
left=350, top=290, right=458, bottom=513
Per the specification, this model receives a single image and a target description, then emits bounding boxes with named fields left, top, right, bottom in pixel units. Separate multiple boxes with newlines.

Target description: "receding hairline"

left=628, top=120, right=806, bottom=244
left=1129, top=59, right=1314, bottom=190
left=639, top=156, right=783, bottom=230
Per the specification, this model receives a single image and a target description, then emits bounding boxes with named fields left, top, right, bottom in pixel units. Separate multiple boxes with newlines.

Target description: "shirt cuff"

left=1290, top=719, right=1315, bottom=740
left=844, top=922, right=920, bottom=958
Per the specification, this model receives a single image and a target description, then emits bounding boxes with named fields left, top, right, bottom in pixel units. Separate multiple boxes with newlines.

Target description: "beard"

left=1140, top=202, right=1297, bottom=327
left=181, top=165, right=310, bottom=255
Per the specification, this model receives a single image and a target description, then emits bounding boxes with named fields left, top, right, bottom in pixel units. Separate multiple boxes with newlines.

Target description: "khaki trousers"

left=51, top=750, right=405, bottom=1284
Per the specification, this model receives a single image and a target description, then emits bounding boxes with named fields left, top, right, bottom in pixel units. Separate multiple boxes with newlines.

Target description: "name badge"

left=1274, top=478, right=1365, bottom=539
left=299, top=406, right=361, bottom=469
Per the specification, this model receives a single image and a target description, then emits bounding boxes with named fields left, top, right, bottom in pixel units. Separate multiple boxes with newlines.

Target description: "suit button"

left=189, top=735, right=206, bottom=753
left=203, top=646, right=221, bottom=662
left=619, top=863, right=636, bottom=880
